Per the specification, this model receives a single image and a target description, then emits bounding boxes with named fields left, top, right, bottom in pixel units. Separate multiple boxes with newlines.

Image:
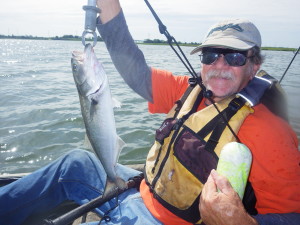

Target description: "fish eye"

left=72, top=64, right=77, bottom=71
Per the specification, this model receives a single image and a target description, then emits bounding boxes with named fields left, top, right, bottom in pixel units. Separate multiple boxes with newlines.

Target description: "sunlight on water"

left=0, top=39, right=299, bottom=174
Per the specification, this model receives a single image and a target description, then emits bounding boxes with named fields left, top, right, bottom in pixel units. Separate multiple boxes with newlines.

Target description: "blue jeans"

left=0, top=149, right=162, bottom=225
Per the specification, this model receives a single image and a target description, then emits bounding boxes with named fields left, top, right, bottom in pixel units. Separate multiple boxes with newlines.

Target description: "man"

left=0, top=1, right=299, bottom=225
left=96, top=0, right=300, bottom=224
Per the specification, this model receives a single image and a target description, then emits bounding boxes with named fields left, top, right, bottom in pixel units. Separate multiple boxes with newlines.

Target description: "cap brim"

left=190, top=38, right=256, bottom=55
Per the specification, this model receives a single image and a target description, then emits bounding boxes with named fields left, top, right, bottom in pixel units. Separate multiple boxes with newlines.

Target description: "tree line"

left=143, top=38, right=199, bottom=45
left=0, top=34, right=199, bottom=45
left=0, top=34, right=103, bottom=42
left=0, top=34, right=296, bottom=51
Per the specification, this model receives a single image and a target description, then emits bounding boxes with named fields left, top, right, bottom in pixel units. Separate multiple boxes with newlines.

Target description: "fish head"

left=71, top=47, right=89, bottom=89
left=71, top=52, right=85, bottom=85
left=71, top=44, right=104, bottom=97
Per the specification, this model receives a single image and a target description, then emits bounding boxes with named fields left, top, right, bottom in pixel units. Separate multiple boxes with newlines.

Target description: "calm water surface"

left=0, top=39, right=299, bottom=174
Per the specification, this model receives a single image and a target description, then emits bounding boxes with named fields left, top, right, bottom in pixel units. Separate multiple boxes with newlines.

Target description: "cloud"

left=1, top=0, right=299, bottom=47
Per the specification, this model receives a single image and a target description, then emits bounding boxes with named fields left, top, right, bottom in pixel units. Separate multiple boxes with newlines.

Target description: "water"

left=0, top=39, right=299, bottom=174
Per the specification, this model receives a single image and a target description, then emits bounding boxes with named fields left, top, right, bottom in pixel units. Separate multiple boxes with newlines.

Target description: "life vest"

left=144, top=71, right=283, bottom=224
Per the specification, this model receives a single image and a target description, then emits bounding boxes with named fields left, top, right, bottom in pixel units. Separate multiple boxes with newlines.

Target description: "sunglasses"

left=200, top=48, right=252, bottom=67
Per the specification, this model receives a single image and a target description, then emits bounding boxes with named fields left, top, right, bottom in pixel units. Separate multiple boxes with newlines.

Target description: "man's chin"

left=208, top=89, right=235, bottom=100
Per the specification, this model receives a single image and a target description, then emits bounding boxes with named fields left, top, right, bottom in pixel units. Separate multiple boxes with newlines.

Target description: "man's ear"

left=252, top=64, right=261, bottom=79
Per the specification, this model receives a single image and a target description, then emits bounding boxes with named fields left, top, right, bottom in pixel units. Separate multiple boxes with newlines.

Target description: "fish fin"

left=91, top=97, right=99, bottom=105
left=84, top=134, right=93, bottom=150
left=87, top=94, right=99, bottom=120
left=103, top=176, right=127, bottom=198
left=89, top=102, right=97, bottom=120
left=112, top=97, right=122, bottom=109
left=115, top=136, right=126, bottom=160
left=115, top=176, right=127, bottom=190
left=103, top=178, right=117, bottom=198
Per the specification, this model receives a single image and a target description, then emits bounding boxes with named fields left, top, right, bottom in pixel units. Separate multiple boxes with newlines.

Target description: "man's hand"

left=200, top=169, right=258, bottom=225
left=97, top=0, right=121, bottom=24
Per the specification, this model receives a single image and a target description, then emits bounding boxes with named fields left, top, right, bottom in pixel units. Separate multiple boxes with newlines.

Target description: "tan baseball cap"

left=190, top=19, right=261, bottom=55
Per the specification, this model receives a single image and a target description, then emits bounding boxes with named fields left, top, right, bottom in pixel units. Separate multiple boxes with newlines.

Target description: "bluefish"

left=71, top=44, right=126, bottom=190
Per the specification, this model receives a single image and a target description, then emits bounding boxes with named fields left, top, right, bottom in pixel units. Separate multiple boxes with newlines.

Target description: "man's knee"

left=66, top=149, right=93, bottom=159
left=57, top=149, right=102, bottom=179
left=61, top=149, right=97, bottom=168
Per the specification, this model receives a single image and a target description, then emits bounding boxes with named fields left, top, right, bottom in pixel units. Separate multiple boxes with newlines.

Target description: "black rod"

left=143, top=0, right=200, bottom=81
left=43, top=177, right=141, bottom=225
left=279, top=46, right=300, bottom=83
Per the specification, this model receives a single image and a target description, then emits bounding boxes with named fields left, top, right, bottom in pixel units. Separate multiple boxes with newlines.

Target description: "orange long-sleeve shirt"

left=140, top=68, right=300, bottom=225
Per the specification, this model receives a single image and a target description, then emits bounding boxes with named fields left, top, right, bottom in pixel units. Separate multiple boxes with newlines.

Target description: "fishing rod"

left=279, top=46, right=300, bottom=83
left=143, top=0, right=207, bottom=90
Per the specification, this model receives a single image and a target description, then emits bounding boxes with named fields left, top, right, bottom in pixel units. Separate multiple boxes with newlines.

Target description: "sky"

left=1, top=0, right=299, bottom=48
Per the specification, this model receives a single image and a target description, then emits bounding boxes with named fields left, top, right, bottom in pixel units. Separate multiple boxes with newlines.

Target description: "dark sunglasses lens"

left=225, top=53, right=247, bottom=66
left=200, top=53, right=219, bottom=64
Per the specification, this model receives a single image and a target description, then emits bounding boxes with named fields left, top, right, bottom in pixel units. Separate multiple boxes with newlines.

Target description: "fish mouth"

left=84, top=43, right=93, bottom=53
left=72, top=51, right=84, bottom=62
left=72, top=43, right=94, bottom=63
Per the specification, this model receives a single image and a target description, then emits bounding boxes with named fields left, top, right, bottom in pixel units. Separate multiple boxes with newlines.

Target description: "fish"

left=71, top=44, right=126, bottom=190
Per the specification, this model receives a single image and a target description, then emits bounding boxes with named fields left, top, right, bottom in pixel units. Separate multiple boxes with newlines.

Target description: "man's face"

left=200, top=48, right=260, bottom=102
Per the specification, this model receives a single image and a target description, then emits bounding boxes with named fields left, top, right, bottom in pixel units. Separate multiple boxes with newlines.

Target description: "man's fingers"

left=211, top=169, right=234, bottom=196
left=202, top=170, right=217, bottom=196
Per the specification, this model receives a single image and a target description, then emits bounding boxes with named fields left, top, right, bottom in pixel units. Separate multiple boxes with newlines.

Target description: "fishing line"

left=144, top=0, right=203, bottom=88
left=143, top=0, right=239, bottom=141
left=279, top=46, right=300, bottom=83
left=98, top=194, right=120, bottom=224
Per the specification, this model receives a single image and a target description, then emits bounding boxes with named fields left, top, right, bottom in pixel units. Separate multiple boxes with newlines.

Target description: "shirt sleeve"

left=239, top=104, right=300, bottom=214
left=253, top=213, right=300, bottom=225
left=148, top=67, right=190, bottom=114
left=97, top=10, right=153, bottom=102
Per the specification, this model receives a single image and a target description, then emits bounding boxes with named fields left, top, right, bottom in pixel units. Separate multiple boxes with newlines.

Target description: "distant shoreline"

left=0, top=34, right=296, bottom=52
left=139, top=43, right=296, bottom=52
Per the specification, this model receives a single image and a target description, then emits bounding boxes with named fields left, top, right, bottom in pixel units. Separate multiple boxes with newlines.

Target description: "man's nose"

left=213, top=54, right=229, bottom=67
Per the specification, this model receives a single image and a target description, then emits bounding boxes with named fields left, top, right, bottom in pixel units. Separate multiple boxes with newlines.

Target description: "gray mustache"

left=206, top=70, right=235, bottom=80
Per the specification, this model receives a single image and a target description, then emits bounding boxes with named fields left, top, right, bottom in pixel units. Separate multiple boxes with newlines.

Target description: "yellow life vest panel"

left=144, top=83, right=253, bottom=223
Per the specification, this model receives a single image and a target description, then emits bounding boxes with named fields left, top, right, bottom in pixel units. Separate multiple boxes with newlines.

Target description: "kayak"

left=0, top=164, right=144, bottom=225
